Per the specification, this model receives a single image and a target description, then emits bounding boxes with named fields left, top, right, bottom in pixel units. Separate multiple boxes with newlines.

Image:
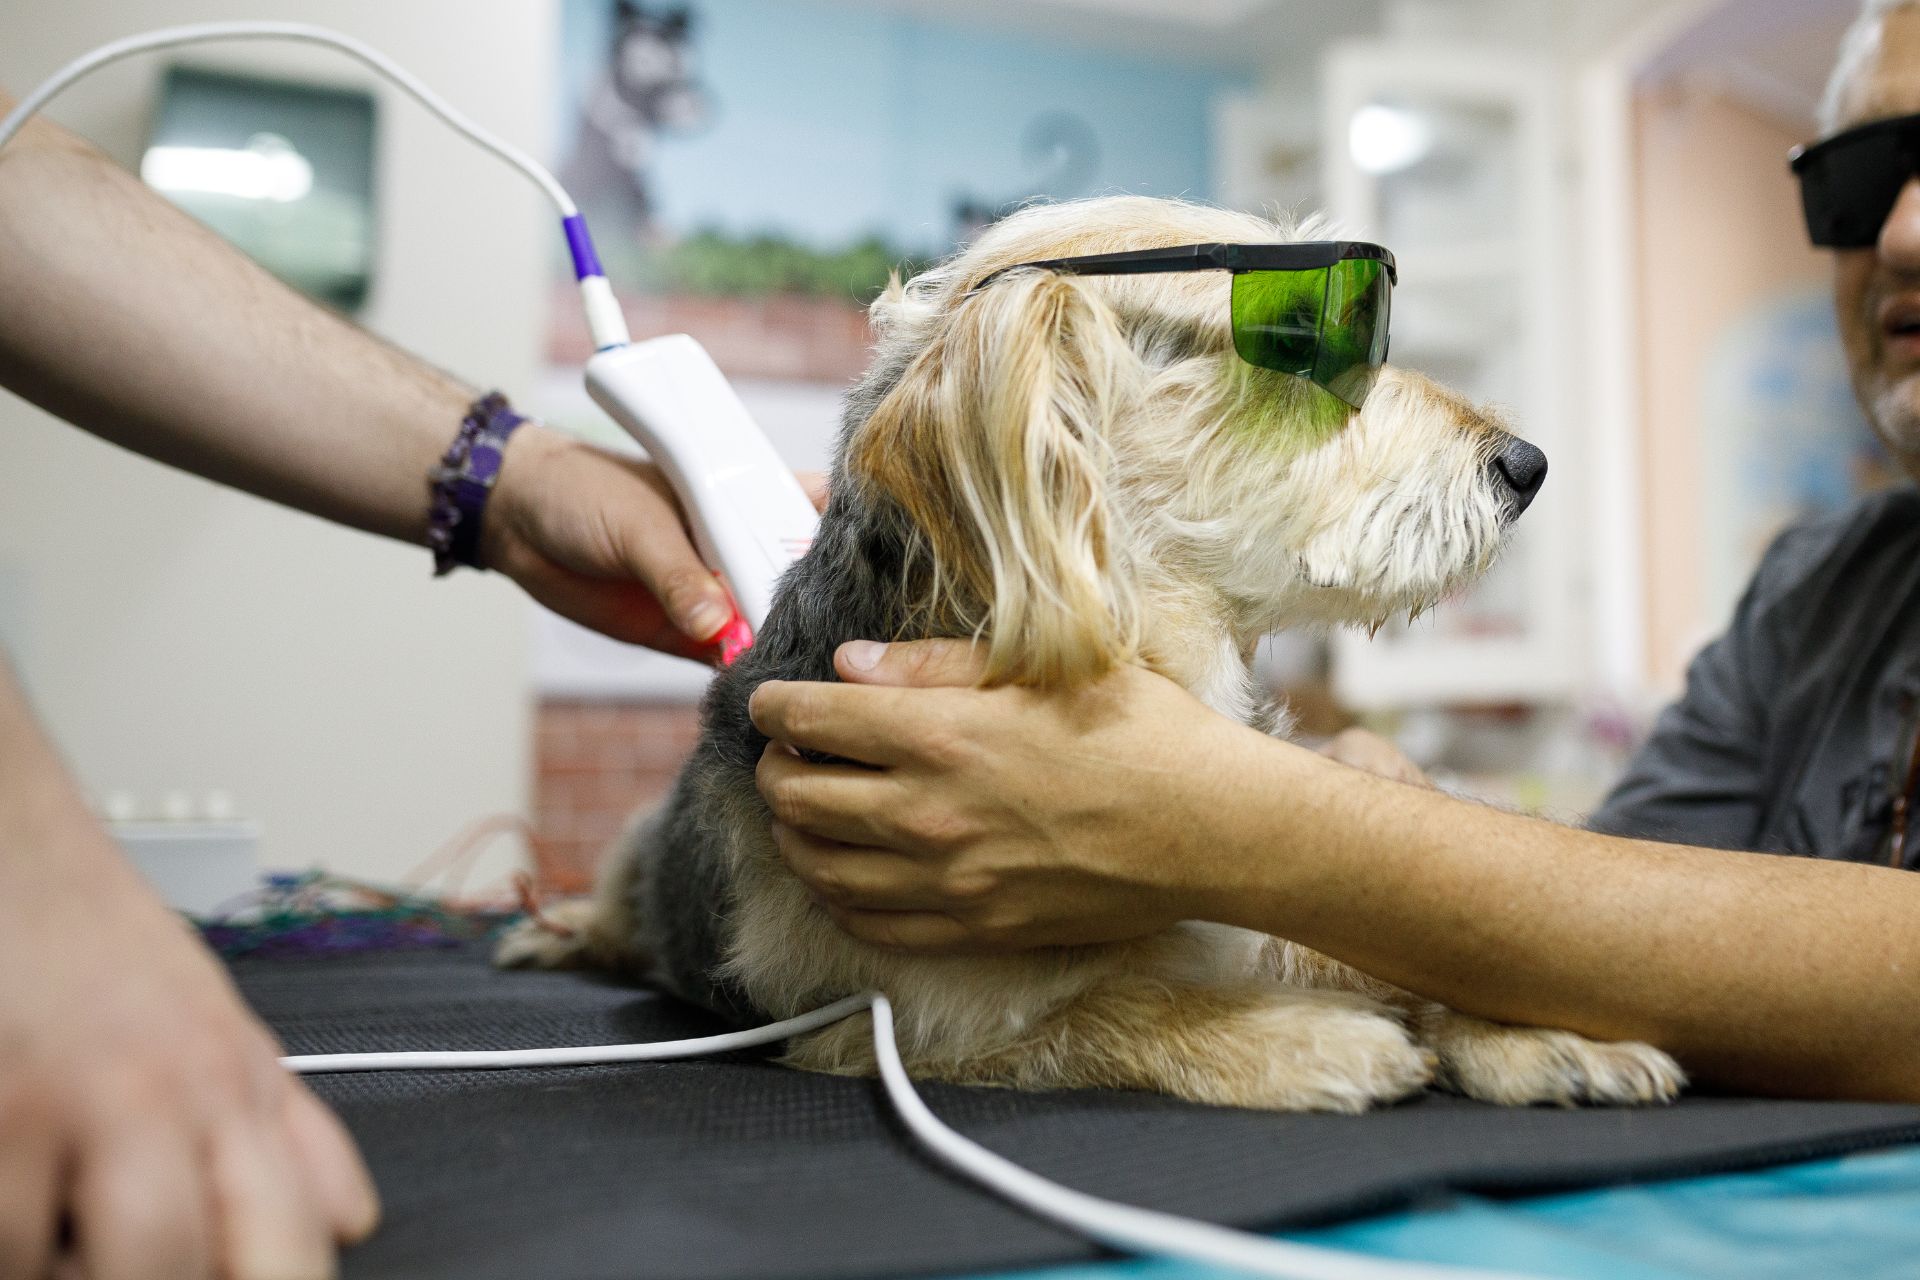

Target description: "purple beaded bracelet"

left=427, top=392, right=526, bottom=576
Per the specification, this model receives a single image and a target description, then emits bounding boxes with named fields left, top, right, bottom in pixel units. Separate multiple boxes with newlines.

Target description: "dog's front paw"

left=1432, top=1014, right=1684, bottom=1107
left=492, top=899, right=603, bottom=971
left=1239, top=995, right=1436, bottom=1114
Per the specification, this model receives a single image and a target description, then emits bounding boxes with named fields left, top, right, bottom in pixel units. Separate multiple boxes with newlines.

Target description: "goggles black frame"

left=1790, top=110, right=1920, bottom=248
left=972, top=241, right=1398, bottom=409
left=975, top=240, right=1397, bottom=288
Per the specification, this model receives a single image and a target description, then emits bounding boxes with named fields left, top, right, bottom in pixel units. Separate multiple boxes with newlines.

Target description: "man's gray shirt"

left=1590, top=487, right=1920, bottom=863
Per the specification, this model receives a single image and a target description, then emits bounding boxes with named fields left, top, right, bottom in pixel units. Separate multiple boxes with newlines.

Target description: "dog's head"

left=843, top=196, right=1543, bottom=687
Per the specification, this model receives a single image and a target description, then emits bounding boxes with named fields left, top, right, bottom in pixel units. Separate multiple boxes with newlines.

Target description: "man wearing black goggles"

left=1793, top=110, right=1920, bottom=249
left=1790, top=4, right=1920, bottom=484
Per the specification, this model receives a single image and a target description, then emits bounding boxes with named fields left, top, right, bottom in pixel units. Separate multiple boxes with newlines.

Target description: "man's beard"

left=1872, top=376, right=1920, bottom=475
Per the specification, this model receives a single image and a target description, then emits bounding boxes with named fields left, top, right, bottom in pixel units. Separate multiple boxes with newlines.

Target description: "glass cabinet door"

left=1324, top=45, right=1578, bottom=707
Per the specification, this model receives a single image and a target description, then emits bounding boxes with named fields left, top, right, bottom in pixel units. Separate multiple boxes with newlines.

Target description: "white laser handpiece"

left=586, top=336, right=819, bottom=643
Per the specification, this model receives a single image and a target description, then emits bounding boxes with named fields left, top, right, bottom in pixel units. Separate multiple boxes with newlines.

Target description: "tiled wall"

left=532, top=700, right=702, bottom=893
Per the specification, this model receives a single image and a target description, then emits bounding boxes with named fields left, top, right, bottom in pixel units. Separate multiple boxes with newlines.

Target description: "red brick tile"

left=532, top=700, right=714, bottom=893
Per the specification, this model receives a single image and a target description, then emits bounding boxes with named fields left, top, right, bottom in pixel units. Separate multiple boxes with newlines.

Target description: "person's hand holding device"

left=480, top=427, right=823, bottom=662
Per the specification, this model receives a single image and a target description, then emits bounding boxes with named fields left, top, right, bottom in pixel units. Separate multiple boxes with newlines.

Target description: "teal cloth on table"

left=966, top=1144, right=1920, bottom=1280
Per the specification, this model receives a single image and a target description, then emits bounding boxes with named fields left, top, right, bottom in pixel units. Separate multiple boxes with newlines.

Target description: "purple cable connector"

left=566, top=213, right=628, bottom=349
left=563, top=213, right=604, bottom=281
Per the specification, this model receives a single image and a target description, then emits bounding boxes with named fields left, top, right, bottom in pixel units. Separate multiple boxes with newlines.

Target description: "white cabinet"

left=1323, top=43, right=1582, bottom=708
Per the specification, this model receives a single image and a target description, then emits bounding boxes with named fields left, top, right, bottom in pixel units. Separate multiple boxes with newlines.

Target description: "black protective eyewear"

left=1791, top=111, right=1920, bottom=248
left=975, top=242, right=1397, bottom=409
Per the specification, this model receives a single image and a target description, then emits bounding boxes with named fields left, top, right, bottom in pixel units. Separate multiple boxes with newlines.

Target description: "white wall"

left=1381, top=0, right=1687, bottom=52
left=0, top=0, right=557, bottom=885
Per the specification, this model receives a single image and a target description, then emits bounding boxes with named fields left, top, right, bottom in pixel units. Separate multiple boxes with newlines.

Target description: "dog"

left=500, top=195, right=1685, bottom=1112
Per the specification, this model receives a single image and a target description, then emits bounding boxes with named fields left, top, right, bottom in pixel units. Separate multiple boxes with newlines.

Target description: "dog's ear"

left=867, top=270, right=937, bottom=342
left=851, top=269, right=1139, bottom=687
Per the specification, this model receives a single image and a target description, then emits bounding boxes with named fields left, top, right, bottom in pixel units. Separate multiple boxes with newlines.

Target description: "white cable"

left=0, top=21, right=576, bottom=218
left=281, top=994, right=871, bottom=1073
left=289, top=988, right=1535, bottom=1280
left=0, top=23, right=632, bottom=349
left=866, top=996, right=1534, bottom=1280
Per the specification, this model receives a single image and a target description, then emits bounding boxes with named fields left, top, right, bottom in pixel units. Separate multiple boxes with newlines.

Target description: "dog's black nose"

left=1490, top=436, right=1548, bottom=516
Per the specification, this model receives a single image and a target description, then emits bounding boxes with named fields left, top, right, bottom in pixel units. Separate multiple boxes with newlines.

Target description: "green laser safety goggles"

left=974, top=241, right=1396, bottom=409
left=1791, top=110, right=1920, bottom=248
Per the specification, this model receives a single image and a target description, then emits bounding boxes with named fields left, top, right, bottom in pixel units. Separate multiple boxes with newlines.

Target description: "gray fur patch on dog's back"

left=627, top=358, right=932, bottom=1021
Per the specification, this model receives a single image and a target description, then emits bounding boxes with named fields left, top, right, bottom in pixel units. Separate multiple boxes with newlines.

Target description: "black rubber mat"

left=232, top=944, right=1920, bottom=1280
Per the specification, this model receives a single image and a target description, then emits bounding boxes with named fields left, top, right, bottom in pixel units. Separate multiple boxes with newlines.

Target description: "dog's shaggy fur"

left=500, top=196, right=1684, bottom=1112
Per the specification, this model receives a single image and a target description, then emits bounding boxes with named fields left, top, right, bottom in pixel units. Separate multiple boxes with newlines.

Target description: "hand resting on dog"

left=755, top=637, right=1246, bottom=952
left=754, top=638, right=1920, bottom=1104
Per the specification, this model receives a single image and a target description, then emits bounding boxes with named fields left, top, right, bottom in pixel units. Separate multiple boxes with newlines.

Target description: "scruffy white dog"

left=501, top=196, right=1684, bottom=1112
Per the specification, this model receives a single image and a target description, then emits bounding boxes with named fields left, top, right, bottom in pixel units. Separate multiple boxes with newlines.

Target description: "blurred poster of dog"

left=547, top=0, right=1252, bottom=389
left=561, top=3, right=710, bottom=237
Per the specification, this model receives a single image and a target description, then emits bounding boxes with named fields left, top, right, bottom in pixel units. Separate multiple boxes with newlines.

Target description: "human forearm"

left=0, top=93, right=463, bottom=545
left=0, top=654, right=132, bottom=892
left=754, top=640, right=1920, bottom=1103
left=1207, top=743, right=1920, bottom=1100
left=0, top=655, right=379, bottom=1277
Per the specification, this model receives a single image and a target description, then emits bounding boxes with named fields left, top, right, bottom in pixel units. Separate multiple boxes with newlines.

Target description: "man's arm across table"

left=748, top=638, right=1920, bottom=1105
